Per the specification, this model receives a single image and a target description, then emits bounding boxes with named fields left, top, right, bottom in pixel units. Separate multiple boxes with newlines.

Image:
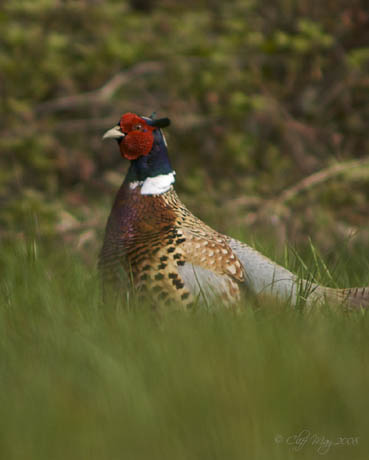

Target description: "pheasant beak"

left=102, top=125, right=126, bottom=140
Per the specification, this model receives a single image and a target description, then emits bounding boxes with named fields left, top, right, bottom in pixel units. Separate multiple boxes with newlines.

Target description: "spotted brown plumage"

left=100, top=183, right=245, bottom=307
left=100, top=112, right=369, bottom=309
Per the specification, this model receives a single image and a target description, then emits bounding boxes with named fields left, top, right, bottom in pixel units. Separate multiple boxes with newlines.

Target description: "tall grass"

left=1, top=238, right=369, bottom=459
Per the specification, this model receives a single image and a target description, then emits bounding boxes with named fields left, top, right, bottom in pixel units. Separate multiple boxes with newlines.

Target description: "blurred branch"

left=35, top=61, right=163, bottom=115
left=272, top=158, right=369, bottom=207
left=52, top=115, right=123, bottom=132
left=243, top=157, right=369, bottom=225
left=50, top=113, right=208, bottom=133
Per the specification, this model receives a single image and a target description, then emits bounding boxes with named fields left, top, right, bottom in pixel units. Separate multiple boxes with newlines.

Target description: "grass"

left=1, top=238, right=369, bottom=459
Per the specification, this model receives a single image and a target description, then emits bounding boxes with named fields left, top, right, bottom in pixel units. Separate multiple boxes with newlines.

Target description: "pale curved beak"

left=102, top=125, right=125, bottom=140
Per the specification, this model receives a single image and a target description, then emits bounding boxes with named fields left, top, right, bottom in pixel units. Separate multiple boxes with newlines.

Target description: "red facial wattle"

left=119, top=113, right=155, bottom=160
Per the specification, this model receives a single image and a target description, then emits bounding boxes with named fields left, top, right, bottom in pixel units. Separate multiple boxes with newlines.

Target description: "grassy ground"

left=1, top=238, right=369, bottom=460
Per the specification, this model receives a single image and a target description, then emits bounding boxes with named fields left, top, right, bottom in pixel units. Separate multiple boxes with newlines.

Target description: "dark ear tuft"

left=151, top=117, right=171, bottom=128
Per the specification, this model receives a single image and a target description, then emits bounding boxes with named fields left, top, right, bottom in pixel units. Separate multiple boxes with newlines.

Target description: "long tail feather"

left=319, top=286, right=369, bottom=308
left=228, top=238, right=369, bottom=308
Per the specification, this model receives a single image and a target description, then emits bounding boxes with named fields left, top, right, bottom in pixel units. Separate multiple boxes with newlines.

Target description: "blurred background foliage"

left=1, top=0, right=369, bottom=263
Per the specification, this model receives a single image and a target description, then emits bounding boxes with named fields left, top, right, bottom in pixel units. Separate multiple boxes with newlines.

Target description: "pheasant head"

left=103, top=113, right=174, bottom=194
left=103, top=112, right=170, bottom=160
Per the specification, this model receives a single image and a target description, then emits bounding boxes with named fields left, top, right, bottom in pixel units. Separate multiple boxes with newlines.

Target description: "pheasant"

left=99, top=112, right=369, bottom=309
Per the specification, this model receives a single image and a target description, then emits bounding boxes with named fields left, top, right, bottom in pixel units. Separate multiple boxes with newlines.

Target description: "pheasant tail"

left=229, top=238, right=369, bottom=308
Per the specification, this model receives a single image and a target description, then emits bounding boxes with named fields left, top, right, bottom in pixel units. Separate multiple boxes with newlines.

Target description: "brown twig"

left=272, top=158, right=369, bottom=207
left=49, top=113, right=208, bottom=133
left=35, top=61, right=163, bottom=115
left=241, top=157, right=369, bottom=226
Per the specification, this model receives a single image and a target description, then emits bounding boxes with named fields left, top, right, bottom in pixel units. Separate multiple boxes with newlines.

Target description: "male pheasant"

left=99, top=112, right=369, bottom=309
